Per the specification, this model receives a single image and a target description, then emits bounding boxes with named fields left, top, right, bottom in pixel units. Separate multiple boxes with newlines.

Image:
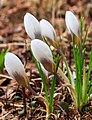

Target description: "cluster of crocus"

left=24, top=11, right=79, bottom=112
left=24, top=12, right=58, bottom=80
left=4, top=11, right=80, bottom=86
left=4, top=10, right=92, bottom=115
left=26, top=12, right=80, bottom=77
left=65, top=11, right=92, bottom=111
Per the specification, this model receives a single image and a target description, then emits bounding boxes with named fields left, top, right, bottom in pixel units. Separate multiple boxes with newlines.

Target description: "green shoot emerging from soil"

left=4, top=10, right=91, bottom=118
left=24, top=11, right=92, bottom=114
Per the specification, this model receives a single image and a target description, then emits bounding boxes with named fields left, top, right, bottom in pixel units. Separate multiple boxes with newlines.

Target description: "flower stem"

left=49, top=75, right=56, bottom=113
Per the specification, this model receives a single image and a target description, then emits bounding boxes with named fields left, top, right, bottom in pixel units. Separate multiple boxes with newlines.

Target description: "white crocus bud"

left=65, top=11, right=80, bottom=37
left=24, top=13, right=41, bottom=39
left=31, top=39, right=56, bottom=72
left=5, top=52, right=29, bottom=88
left=40, top=19, right=56, bottom=41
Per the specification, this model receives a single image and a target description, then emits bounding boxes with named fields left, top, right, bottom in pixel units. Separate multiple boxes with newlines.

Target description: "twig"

left=56, top=104, right=66, bottom=115
left=0, top=74, right=38, bottom=96
left=0, top=42, right=26, bottom=48
left=0, top=74, right=12, bottom=79
left=7, top=2, right=31, bottom=15
left=0, top=111, right=12, bottom=120
left=10, top=103, right=30, bottom=108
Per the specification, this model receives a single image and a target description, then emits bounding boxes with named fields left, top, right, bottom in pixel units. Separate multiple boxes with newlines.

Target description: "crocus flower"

left=31, top=39, right=56, bottom=72
left=40, top=19, right=56, bottom=41
left=24, top=13, right=41, bottom=39
left=65, top=11, right=80, bottom=37
left=5, top=52, right=29, bottom=88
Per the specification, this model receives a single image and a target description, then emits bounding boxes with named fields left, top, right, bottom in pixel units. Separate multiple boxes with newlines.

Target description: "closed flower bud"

left=31, top=39, right=56, bottom=72
left=24, top=13, right=41, bottom=39
left=65, top=11, right=80, bottom=38
left=5, top=52, right=29, bottom=88
left=40, top=19, right=56, bottom=41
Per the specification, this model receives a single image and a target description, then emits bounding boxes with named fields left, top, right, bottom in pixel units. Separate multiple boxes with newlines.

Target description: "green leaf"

left=73, top=46, right=83, bottom=110
left=87, top=47, right=92, bottom=80
left=88, top=87, right=92, bottom=99
left=30, top=49, right=49, bottom=101
left=37, top=62, right=49, bottom=101
left=0, top=49, right=9, bottom=73
left=80, top=16, right=84, bottom=36
left=64, top=56, right=75, bottom=88
left=82, top=61, right=86, bottom=102
left=85, top=47, right=92, bottom=101
left=49, top=59, right=60, bottom=113
left=49, top=75, right=56, bottom=113
left=82, top=27, right=88, bottom=48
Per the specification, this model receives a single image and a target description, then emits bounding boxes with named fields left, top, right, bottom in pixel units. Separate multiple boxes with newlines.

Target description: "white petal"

left=31, top=39, right=55, bottom=72
left=65, top=11, right=80, bottom=37
left=5, top=52, right=29, bottom=87
left=40, top=63, right=48, bottom=77
left=24, top=13, right=41, bottom=39
left=31, top=39, right=53, bottom=63
left=40, top=19, right=56, bottom=40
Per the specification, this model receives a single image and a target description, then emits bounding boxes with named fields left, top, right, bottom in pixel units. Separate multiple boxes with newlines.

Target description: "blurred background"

left=0, top=0, right=92, bottom=66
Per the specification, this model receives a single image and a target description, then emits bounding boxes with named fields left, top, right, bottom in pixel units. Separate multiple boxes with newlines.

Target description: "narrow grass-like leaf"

left=88, top=87, right=92, bottom=99
left=0, top=49, right=9, bottom=73
left=87, top=47, right=92, bottom=80
left=82, top=61, right=86, bottom=102
left=49, top=75, right=56, bottom=113
left=84, top=47, right=92, bottom=103
left=80, top=16, right=84, bottom=36
left=37, top=62, right=49, bottom=101
left=30, top=49, right=48, bottom=101
left=63, top=54, right=75, bottom=88
left=82, top=27, right=88, bottom=48
left=49, top=58, right=60, bottom=113
left=73, top=47, right=82, bottom=109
